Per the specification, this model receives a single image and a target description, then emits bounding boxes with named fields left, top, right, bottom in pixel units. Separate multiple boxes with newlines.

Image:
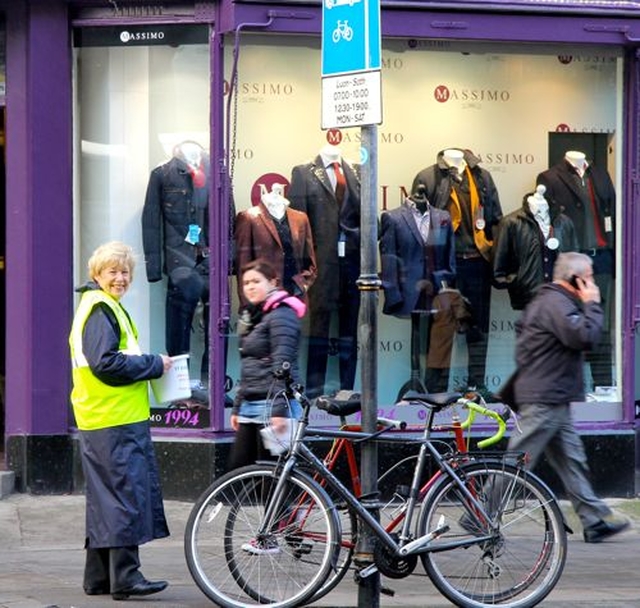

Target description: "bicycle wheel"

left=184, top=464, right=340, bottom=608
left=305, top=484, right=357, bottom=603
left=418, top=460, right=567, bottom=608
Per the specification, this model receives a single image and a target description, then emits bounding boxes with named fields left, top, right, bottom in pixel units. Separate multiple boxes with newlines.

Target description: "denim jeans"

left=237, top=398, right=302, bottom=422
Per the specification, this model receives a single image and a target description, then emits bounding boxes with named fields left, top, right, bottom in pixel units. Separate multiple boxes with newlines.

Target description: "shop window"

left=227, top=35, right=623, bottom=427
left=72, top=25, right=211, bottom=428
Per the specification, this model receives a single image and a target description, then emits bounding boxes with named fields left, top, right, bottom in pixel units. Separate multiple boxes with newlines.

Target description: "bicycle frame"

left=321, top=416, right=467, bottom=502
left=257, top=403, right=500, bottom=558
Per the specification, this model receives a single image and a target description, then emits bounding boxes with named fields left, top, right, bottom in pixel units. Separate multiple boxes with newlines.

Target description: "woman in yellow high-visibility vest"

left=69, top=241, right=173, bottom=600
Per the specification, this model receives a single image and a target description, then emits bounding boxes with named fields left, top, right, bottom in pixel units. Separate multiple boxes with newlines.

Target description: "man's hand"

left=576, top=276, right=601, bottom=304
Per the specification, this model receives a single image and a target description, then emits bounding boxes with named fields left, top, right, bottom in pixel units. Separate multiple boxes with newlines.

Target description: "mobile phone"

left=569, top=275, right=581, bottom=289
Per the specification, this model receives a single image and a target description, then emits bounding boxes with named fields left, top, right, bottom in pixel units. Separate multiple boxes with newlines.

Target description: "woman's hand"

left=230, top=414, right=239, bottom=431
left=270, top=416, right=288, bottom=433
left=160, top=355, right=174, bottom=374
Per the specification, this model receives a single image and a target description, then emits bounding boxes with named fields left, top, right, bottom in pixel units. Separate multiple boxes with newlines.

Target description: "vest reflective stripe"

left=69, top=290, right=150, bottom=431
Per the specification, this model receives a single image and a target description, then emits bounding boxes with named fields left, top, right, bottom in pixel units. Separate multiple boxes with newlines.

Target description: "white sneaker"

left=241, top=537, right=280, bottom=555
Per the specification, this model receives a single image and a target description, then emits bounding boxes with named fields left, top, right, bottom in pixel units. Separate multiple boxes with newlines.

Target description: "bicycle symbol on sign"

left=325, top=0, right=361, bottom=8
left=332, top=20, right=354, bottom=43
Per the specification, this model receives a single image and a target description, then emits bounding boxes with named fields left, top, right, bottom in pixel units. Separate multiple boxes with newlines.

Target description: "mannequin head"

left=174, top=140, right=203, bottom=168
left=526, top=184, right=548, bottom=215
left=320, top=144, right=342, bottom=165
left=565, top=150, right=587, bottom=172
left=261, top=183, right=289, bottom=220
left=442, top=148, right=466, bottom=171
left=410, top=184, right=429, bottom=212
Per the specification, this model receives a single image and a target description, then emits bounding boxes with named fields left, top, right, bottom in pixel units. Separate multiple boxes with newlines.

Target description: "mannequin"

left=142, top=141, right=210, bottom=395
left=234, top=183, right=317, bottom=305
left=493, top=185, right=578, bottom=310
left=411, top=148, right=503, bottom=391
left=537, top=150, right=615, bottom=387
left=379, top=185, right=456, bottom=318
left=288, top=145, right=361, bottom=397
left=379, top=184, right=457, bottom=396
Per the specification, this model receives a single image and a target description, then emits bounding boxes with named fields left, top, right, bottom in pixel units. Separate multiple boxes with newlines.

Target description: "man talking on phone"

left=507, top=252, right=630, bottom=543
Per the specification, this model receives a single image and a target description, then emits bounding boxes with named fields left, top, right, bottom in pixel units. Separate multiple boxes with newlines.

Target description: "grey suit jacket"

left=288, top=155, right=361, bottom=312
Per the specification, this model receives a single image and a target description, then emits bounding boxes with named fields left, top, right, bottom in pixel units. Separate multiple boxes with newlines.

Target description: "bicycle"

left=184, top=365, right=568, bottom=608
left=308, top=387, right=512, bottom=597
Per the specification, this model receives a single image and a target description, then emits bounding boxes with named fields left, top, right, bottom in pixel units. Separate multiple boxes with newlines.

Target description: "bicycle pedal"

left=293, top=539, right=314, bottom=556
left=380, top=585, right=395, bottom=597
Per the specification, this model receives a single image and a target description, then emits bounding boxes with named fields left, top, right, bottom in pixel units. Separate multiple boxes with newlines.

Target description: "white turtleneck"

left=527, top=184, right=551, bottom=238
left=261, top=183, right=289, bottom=220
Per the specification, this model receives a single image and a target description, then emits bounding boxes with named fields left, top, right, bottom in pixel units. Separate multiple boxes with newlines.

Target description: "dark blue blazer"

left=380, top=201, right=456, bottom=318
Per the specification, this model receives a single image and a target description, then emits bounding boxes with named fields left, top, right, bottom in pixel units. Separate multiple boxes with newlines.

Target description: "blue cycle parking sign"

left=321, top=0, right=381, bottom=76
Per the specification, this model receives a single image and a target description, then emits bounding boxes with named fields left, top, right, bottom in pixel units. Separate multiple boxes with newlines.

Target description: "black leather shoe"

left=583, top=518, right=630, bottom=543
left=112, top=579, right=168, bottom=600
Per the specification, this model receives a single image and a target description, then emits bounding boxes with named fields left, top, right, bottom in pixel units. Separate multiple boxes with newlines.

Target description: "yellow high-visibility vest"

left=69, top=290, right=150, bottom=430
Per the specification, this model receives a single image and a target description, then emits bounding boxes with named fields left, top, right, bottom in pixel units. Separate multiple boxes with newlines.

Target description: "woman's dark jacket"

left=233, top=291, right=306, bottom=416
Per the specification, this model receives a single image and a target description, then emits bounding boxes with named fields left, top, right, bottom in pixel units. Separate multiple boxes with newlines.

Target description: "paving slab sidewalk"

left=0, top=494, right=639, bottom=608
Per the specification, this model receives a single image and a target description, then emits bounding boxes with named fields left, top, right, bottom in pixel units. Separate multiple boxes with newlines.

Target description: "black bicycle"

left=184, top=365, right=568, bottom=608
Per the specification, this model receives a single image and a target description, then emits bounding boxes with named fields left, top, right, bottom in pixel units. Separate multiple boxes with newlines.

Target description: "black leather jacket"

left=493, top=199, right=578, bottom=310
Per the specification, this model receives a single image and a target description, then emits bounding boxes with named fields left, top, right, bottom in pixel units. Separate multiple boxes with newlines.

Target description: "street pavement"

left=0, top=493, right=639, bottom=608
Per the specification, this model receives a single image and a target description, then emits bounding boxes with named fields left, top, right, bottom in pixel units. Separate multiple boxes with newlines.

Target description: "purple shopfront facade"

left=2, top=0, right=640, bottom=498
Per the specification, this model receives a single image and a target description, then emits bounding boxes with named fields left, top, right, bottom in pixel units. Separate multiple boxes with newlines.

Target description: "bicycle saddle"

left=314, top=390, right=362, bottom=417
left=400, top=391, right=464, bottom=410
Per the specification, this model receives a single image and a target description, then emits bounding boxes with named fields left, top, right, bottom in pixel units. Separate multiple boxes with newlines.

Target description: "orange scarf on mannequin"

left=449, top=166, right=492, bottom=261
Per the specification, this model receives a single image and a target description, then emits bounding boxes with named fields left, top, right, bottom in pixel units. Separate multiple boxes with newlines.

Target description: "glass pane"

left=227, top=35, right=622, bottom=427
left=73, top=27, right=211, bottom=427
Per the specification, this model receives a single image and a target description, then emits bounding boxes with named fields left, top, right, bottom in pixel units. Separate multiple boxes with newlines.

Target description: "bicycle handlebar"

left=459, top=399, right=508, bottom=449
left=274, top=363, right=505, bottom=446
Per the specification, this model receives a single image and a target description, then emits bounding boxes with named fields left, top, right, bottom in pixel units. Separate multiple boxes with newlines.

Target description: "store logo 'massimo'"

left=222, top=80, right=295, bottom=97
left=433, top=85, right=510, bottom=103
left=120, top=30, right=165, bottom=43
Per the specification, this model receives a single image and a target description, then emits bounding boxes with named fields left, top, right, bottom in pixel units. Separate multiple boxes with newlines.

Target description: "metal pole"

left=356, top=123, right=380, bottom=608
